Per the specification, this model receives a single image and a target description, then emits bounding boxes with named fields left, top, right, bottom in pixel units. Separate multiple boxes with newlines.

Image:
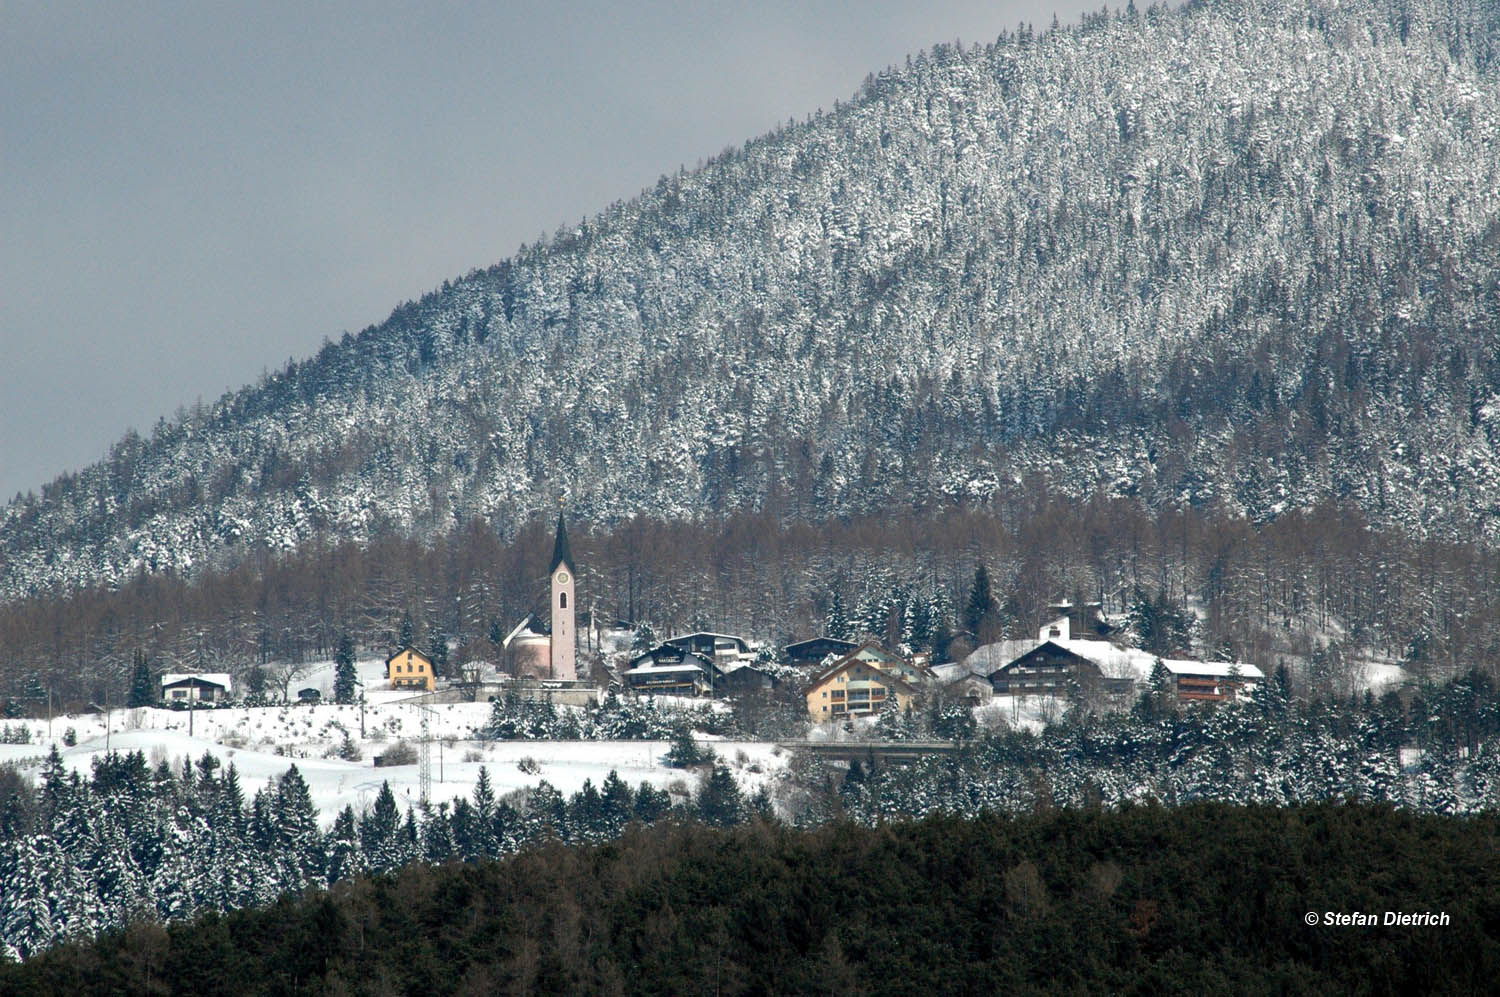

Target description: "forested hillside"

left=3, top=0, right=1499, bottom=603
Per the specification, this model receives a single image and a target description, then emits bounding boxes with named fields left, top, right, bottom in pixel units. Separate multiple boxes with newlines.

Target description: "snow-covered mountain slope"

left=4, top=0, right=1499, bottom=600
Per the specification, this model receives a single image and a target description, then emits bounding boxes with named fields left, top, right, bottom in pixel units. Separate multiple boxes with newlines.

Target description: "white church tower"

left=549, top=510, right=577, bottom=681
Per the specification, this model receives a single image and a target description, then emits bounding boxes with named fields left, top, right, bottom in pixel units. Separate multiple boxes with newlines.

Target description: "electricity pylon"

left=418, top=707, right=432, bottom=805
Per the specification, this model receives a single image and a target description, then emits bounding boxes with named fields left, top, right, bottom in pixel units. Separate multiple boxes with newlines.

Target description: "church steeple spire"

left=549, top=509, right=573, bottom=572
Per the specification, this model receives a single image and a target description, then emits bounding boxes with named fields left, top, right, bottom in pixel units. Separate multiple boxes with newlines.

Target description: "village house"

left=965, top=601, right=1122, bottom=681
left=387, top=646, right=436, bottom=692
left=624, top=643, right=725, bottom=696
left=717, top=662, right=779, bottom=696
left=664, top=632, right=754, bottom=666
left=930, top=664, right=994, bottom=706
left=160, top=673, right=232, bottom=705
left=987, top=640, right=1148, bottom=699
left=1157, top=660, right=1265, bottom=701
left=1036, top=601, right=1117, bottom=642
left=839, top=639, right=932, bottom=685
left=783, top=636, right=858, bottom=667
left=805, top=652, right=917, bottom=721
left=930, top=656, right=990, bottom=704
left=987, top=637, right=1264, bottom=706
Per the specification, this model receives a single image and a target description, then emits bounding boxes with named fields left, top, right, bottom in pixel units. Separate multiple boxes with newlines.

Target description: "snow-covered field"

left=0, top=658, right=788, bottom=825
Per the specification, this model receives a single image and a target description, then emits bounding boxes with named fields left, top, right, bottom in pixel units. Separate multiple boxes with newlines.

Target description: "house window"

left=560, top=593, right=567, bottom=609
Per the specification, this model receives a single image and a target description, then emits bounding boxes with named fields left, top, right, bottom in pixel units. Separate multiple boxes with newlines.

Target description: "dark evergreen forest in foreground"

left=2, top=803, right=1497, bottom=995
left=5, top=669, right=1500, bottom=971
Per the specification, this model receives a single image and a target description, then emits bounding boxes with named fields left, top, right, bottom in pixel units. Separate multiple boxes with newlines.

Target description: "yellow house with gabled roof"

left=805, top=652, right=917, bottom=722
left=386, top=646, right=435, bottom=692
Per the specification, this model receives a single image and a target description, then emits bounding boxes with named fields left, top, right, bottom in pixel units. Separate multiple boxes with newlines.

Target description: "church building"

left=498, top=510, right=580, bottom=682
left=548, top=510, right=577, bottom=681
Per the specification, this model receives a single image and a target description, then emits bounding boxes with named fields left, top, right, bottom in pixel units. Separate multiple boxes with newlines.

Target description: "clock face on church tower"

left=556, top=571, right=569, bottom=584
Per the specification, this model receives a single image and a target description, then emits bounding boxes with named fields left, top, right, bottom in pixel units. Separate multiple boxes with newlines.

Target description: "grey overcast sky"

left=1, top=0, right=1096, bottom=502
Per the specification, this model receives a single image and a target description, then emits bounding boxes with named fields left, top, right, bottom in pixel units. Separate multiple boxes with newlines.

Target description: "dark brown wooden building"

left=784, top=636, right=859, bottom=667
left=1160, top=660, right=1265, bottom=702
left=987, top=641, right=1138, bottom=698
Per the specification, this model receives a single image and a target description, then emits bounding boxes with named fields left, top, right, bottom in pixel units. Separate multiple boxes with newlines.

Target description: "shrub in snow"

left=379, top=740, right=417, bottom=766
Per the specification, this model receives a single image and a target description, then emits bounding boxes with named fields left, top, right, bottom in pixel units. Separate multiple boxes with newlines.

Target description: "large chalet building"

left=985, top=602, right=1263, bottom=703
left=623, top=643, right=723, bottom=696
left=623, top=638, right=777, bottom=698
left=987, top=641, right=1140, bottom=698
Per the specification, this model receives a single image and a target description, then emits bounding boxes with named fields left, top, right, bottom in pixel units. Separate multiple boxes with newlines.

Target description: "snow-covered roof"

left=624, top=663, right=706, bottom=676
left=501, top=615, right=543, bottom=648
left=628, top=645, right=716, bottom=670
left=930, top=661, right=985, bottom=684
left=1035, top=640, right=1158, bottom=679
left=1156, top=659, right=1265, bottom=680
left=786, top=636, right=856, bottom=652
left=965, top=639, right=1042, bottom=673
left=1003, top=641, right=1263, bottom=683
left=161, top=672, right=233, bottom=691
